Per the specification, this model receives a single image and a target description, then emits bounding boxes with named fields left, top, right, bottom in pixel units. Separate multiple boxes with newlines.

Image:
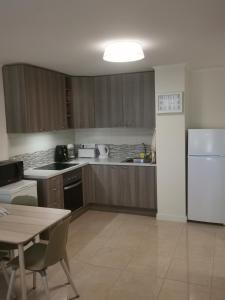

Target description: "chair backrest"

left=44, top=216, right=71, bottom=267
left=0, top=250, right=8, bottom=260
left=12, top=195, right=38, bottom=206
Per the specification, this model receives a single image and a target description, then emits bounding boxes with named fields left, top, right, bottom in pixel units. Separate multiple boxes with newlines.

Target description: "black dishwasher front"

left=63, top=169, right=83, bottom=212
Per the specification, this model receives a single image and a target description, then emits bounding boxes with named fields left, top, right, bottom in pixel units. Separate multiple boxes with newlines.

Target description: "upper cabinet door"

left=72, top=77, right=95, bottom=128
left=23, top=65, right=43, bottom=132
left=2, top=64, right=67, bottom=133
left=108, top=74, right=124, bottom=127
left=94, top=75, right=123, bottom=128
left=53, top=72, right=67, bottom=130
left=94, top=76, right=109, bottom=128
left=123, top=71, right=155, bottom=128
left=142, top=71, right=155, bottom=129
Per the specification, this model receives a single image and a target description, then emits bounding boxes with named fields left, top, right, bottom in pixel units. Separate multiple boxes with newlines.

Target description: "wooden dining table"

left=0, top=203, right=71, bottom=300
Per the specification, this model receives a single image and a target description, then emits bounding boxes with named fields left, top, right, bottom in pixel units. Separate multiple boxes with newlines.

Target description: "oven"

left=63, top=169, right=83, bottom=212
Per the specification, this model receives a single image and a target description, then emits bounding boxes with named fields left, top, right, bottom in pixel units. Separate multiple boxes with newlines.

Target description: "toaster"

left=78, top=148, right=96, bottom=158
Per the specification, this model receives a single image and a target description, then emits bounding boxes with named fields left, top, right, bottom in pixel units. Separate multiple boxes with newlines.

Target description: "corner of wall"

left=0, top=65, right=9, bottom=160
left=154, top=64, right=187, bottom=222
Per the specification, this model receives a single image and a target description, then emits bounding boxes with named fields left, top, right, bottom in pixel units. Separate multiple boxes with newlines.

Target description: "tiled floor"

left=1, top=210, right=225, bottom=299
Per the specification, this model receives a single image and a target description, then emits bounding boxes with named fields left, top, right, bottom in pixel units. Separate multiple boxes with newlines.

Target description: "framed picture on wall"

left=156, top=92, right=183, bottom=114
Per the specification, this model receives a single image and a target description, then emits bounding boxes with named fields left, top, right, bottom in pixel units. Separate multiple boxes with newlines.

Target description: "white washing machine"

left=0, top=180, right=37, bottom=204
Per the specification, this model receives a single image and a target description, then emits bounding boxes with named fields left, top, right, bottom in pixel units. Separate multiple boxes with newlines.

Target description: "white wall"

left=189, top=67, right=225, bottom=128
left=154, top=64, right=187, bottom=222
left=0, top=68, right=9, bottom=160
left=8, top=130, right=74, bottom=156
left=74, top=128, right=153, bottom=145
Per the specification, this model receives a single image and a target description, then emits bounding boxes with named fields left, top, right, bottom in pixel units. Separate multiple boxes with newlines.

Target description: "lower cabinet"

left=93, top=165, right=121, bottom=206
left=85, top=165, right=157, bottom=210
left=34, top=165, right=156, bottom=211
left=37, top=175, right=64, bottom=209
left=82, top=165, right=96, bottom=206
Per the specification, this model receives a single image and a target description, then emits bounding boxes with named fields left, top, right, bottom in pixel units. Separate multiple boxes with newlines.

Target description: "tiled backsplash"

left=104, top=144, right=151, bottom=160
left=10, top=148, right=55, bottom=170
left=10, top=144, right=151, bottom=170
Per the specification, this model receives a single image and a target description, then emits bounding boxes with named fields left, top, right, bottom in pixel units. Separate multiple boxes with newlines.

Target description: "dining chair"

left=11, top=195, right=38, bottom=206
left=0, top=250, right=9, bottom=285
left=6, top=216, right=79, bottom=300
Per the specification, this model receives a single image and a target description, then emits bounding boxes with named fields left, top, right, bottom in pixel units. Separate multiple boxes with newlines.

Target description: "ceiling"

left=0, top=0, right=225, bottom=75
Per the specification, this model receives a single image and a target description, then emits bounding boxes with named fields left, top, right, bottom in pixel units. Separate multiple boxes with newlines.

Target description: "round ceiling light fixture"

left=103, top=41, right=144, bottom=62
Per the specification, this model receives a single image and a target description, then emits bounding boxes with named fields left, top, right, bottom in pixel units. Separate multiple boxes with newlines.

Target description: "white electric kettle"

left=97, top=144, right=109, bottom=159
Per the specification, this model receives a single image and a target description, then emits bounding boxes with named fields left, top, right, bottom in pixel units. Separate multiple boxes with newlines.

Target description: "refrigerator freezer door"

left=188, top=129, right=225, bottom=156
left=188, top=156, right=225, bottom=224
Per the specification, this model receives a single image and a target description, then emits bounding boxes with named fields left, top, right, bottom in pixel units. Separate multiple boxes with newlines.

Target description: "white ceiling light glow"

left=103, top=41, right=144, bottom=62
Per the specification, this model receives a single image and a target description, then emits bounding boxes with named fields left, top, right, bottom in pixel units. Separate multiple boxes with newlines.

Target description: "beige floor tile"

left=85, top=246, right=135, bottom=269
left=72, top=263, right=122, bottom=300
left=211, top=287, right=225, bottom=300
left=174, top=240, right=215, bottom=259
left=176, top=227, right=216, bottom=259
left=150, top=220, right=185, bottom=235
left=215, top=229, right=225, bottom=258
left=189, top=284, right=211, bottom=300
left=48, top=260, right=121, bottom=300
left=74, top=237, right=107, bottom=262
left=212, top=257, right=225, bottom=289
left=105, top=231, right=145, bottom=250
left=115, top=213, right=155, bottom=225
left=158, top=280, right=210, bottom=300
left=106, top=270, right=163, bottom=300
left=70, top=211, right=119, bottom=235
left=126, top=249, right=171, bottom=278
left=1, top=211, right=220, bottom=300
left=166, top=257, right=213, bottom=286
left=67, top=230, right=105, bottom=259
left=140, top=238, right=178, bottom=258
left=185, top=222, right=219, bottom=234
left=179, top=227, right=216, bottom=244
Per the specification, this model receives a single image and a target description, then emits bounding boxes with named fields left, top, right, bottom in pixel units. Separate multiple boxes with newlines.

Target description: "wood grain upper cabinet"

left=123, top=71, right=155, bottom=128
left=94, top=74, right=123, bottom=128
left=52, top=71, right=67, bottom=130
left=2, top=64, right=67, bottom=133
left=72, top=77, right=95, bottom=128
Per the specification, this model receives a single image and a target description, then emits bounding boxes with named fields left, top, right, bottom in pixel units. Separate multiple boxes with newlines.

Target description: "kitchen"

left=1, top=1, right=225, bottom=299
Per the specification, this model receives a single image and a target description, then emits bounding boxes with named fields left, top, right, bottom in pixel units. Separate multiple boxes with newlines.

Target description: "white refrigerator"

left=188, top=129, right=225, bottom=224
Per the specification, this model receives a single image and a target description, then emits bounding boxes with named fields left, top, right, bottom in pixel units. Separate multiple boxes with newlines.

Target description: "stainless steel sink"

left=122, top=158, right=152, bottom=164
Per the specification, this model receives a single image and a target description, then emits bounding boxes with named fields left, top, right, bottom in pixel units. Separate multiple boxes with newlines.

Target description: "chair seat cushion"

left=10, top=243, right=48, bottom=271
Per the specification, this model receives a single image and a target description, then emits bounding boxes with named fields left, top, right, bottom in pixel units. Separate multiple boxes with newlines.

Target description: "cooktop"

left=35, top=163, right=78, bottom=171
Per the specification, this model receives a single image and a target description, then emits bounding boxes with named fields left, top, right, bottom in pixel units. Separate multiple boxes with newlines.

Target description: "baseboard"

left=156, top=213, right=187, bottom=222
left=87, top=203, right=157, bottom=217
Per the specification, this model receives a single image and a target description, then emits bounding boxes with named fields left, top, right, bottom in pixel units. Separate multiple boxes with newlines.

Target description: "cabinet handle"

left=52, top=188, right=57, bottom=191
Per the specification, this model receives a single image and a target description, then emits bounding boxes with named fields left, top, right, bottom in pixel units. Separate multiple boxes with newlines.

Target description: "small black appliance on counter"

left=55, top=145, right=69, bottom=162
left=0, top=160, right=24, bottom=187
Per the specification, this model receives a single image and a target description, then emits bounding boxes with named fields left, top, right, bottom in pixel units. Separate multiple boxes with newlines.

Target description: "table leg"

left=18, top=244, right=27, bottom=300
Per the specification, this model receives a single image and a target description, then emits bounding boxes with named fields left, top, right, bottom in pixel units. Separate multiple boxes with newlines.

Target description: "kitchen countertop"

left=24, top=158, right=157, bottom=180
